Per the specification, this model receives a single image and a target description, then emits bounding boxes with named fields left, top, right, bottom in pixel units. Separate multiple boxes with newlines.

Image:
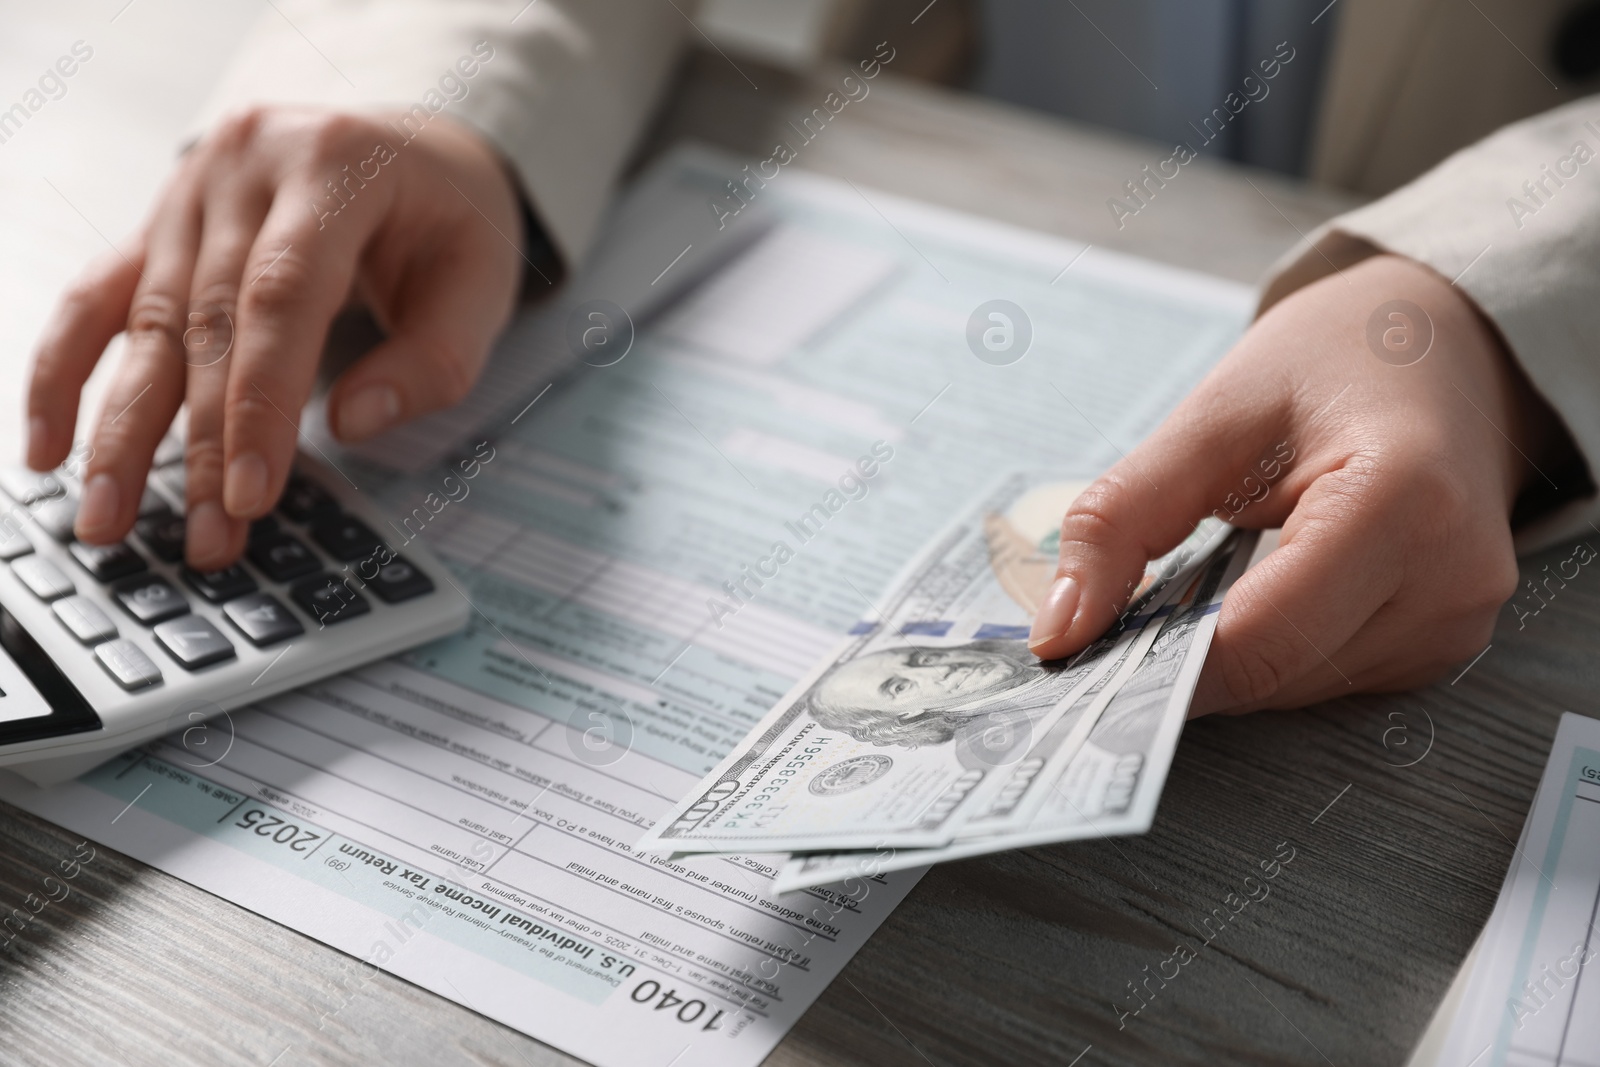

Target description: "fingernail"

left=187, top=500, right=227, bottom=564
left=75, top=473, right=119, bottom=538
left=26, top=417, right=49, bottom=468
left=337, top=384, right=400, bottom=441
left=1028, top=575, right=1080, bottom=652
left=224, top=452, right=269, bottom=517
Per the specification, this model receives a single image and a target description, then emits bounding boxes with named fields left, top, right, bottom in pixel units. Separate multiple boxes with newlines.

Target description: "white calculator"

left=0, top=438, right=469, bottom=787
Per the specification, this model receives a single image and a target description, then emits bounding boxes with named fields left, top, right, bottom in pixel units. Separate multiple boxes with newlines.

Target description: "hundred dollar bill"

left=953, top=511, right=1241, bottom=838
left=942, top=507, right=1235, bottom=834
left=952, top=601, right=1168, bottom=840
left=637, top=472, right=1233, bottom=856
left=952, top=516, right=1238, bottom=839
left=772, top=527, right=1258, bottom=892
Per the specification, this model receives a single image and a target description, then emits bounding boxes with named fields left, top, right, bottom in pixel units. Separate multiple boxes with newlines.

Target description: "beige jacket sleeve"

left=1261, top=95, right=1600, bottom=553
left=190, top=0, right=689, bottom=271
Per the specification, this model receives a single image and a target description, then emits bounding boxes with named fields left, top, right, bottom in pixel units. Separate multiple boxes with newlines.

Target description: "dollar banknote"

left=637, top=472, right=1234, bottom=856
left=950, top=604, right=1168, bottom=841
left=772, top=526, right=1258, bottom=893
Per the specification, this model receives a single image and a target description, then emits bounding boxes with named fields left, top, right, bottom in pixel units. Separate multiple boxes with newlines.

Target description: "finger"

left=1196, top=572, right=1503, bottom=715
left=27, top=247, right=144, bottom=470
left=1187, top=462, right=1409, bottom=714
left=219, top=168, right=385, bottom=523
left=1028, top=391, right=1288, bottom=659
left=76, top=189, right=200, bottom=544
left=326, top=241, right=514, bottom=442
left=182, top=174, right=270, bottom=568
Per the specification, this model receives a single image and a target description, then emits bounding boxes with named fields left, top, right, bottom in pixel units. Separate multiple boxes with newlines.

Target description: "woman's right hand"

left=27, top=105, right=527, bottom=569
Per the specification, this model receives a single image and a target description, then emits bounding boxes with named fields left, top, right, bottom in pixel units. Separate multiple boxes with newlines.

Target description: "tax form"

left=0, top=146, right=1253, bottom=1067
left=1425, top=712, right=1600, bottom=1067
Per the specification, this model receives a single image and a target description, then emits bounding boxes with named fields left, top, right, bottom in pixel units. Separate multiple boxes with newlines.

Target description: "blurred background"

left=696, top=0, right=1600, bottom=195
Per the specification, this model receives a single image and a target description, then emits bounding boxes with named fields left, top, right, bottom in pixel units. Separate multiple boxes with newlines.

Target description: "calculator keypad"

left=2, top=448, right=438, bottom=695
left=248, top=515, right=280, bottom=543
left=247, top=533, right=321, bottom=582
left=0, top=524, right=32, bottom=561
left=52, top=596, right=117, bottom=645
left=291, top=574, right=371, bottom=625
left=182, top=565, right=257, bottom=604
left=278, top=476, right=340, bottom=523
left=309, top=515, right=384, bottom=562
left=112, top=575, right=189, bottom=625
left=223, top=593, right=304, bottom=646
left=13, top=557, right=74, bottom=601
left=95, top=638, right=162, bottom=690
left=134, top=513, right=186, bottom=563
left=68, top=541, right=148, bottom=583
left=31, top=497, right=78, bottom=543
left=153, top=615, right=235, bottom=670
left=0, top=469, right=64, bottom=506
left=367, top=557, right=434, bottom=603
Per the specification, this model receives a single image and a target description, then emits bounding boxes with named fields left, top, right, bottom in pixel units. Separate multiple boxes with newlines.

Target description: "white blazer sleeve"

left=189, top=0, right=689, bottom=271
left=1260, top=95, right=1600, bottom=552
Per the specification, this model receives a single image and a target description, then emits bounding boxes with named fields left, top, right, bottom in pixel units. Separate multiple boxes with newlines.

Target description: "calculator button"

left=182, top=565, right=258, bottom=604
left=366, top=557, right=434, bottom=603
left=52, top=596, right=117, bottom=645
left=95, top=638, right=162, bottom=690
left=137, top=487, right=171, bottom=518
left=0, top=468, right=64, bottom=506
left=112, top=575, right=189, bottom=624
left=68, top=541, right=148, bottom=582
left=248, top=515, right=280, bottom=544
left=291, top=573, right=371, bottom=626
left=0, top=522, right=32, bottom=561
left=30, top=496, right=78, bottom=542
left=247, top=533, right=321, bottom=582
left=309, top=513, right=384, bottom=562
left=277, top=474, right=339, bottom=523
left=134, top=513, right=187, bottom=563
left=153, top=615, right=235, bottom=670
left=223, top=592, right=305, bottom=646
left=12, top=557, right=74, bottom=601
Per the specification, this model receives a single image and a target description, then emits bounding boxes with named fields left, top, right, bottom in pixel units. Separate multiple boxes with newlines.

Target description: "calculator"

left=0, top=436, right=469, bottom=787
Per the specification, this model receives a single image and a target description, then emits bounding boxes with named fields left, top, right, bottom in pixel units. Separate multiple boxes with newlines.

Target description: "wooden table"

left=3, top=8, right=1572, bottom=1067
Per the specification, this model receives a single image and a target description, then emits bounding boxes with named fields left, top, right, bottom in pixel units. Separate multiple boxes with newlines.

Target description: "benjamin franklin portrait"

left=804, top=640, right=1061, bottom=748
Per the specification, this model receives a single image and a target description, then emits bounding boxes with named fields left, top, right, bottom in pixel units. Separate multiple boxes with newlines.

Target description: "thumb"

left=1026, top=412, right=1286, bottom=660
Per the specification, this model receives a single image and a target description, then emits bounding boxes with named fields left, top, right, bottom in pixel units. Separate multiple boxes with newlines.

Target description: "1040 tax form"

left=0, top=146, right=1253, bottom=1067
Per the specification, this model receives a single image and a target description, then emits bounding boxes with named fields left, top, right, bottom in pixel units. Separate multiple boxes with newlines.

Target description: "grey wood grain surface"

left=0, top=15, right=1574, bottom=1067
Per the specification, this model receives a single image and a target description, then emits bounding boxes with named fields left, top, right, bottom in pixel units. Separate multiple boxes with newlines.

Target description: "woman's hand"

left=1027, top=253, right=1568, bottom=714
left=27, top=106, right=526, bottom=568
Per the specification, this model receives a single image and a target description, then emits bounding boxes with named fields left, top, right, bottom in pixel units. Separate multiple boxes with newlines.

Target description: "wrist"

left=1363, top=254, right=1572, bottom=507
